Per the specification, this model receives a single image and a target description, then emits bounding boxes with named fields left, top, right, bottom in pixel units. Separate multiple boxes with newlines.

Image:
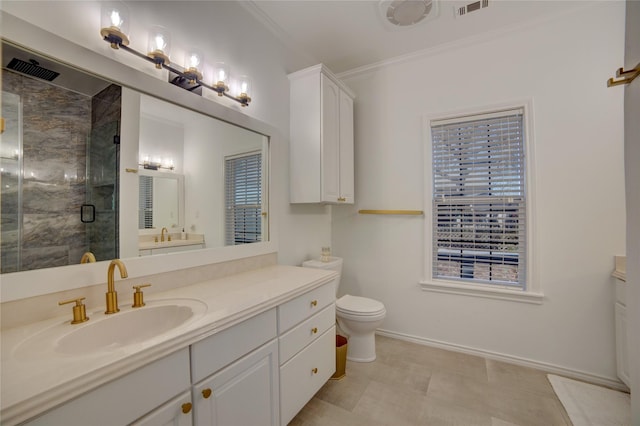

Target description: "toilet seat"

left=336, top=295, right=386, bottom=317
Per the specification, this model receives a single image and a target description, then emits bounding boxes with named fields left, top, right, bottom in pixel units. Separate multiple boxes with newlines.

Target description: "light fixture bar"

left=107, top=38, right=251, bottom=107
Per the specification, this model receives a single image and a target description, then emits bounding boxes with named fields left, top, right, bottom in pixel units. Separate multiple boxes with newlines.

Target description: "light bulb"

left=109, top=10, right=123, bottom=28
left=147, top=26, right=171, bottom=67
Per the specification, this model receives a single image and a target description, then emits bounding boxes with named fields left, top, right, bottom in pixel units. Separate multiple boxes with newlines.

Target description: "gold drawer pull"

left=312, top=368, right=318, bottom=374
left=338, top=197, right=346, bottom=202
left=311, top=300, right=318, bottom=307
left=202, top=388, right=212, bottom=399
left=311, top=327, right=318, bottom=334
left=182, top=402, right=192, bottom=414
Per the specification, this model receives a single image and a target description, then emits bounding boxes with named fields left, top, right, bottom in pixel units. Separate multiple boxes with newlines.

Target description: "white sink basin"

left=14, top=299, right=207, bottom=359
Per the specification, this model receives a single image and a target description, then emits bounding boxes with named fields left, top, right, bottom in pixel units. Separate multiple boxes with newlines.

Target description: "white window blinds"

left=138, top=175, right=153, bottom=229
left=430, top=108, right=526, bottom=289
left=225, top=151, right=262, bottom=245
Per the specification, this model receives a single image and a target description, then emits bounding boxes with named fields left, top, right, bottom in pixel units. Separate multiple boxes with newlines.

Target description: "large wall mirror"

left=0, top=20, right=276, bottom=302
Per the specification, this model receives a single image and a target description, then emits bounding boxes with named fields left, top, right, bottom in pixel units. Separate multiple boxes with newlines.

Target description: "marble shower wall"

left=0, top=70, right=120, bottom=273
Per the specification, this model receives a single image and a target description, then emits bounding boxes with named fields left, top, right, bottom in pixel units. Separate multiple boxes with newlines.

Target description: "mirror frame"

left=0, top=11, right=279, bottom=302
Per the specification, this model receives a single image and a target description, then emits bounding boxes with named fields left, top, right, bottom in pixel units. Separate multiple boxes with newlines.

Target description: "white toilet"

left=302, top=257, right=386, bottom=362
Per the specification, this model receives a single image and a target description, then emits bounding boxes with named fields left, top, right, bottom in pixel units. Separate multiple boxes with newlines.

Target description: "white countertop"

left=0, top=264, right=337, bottom=425
left=138, top=235, right=205, bottom=250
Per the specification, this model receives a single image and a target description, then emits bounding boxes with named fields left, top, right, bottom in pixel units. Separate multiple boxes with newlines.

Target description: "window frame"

left=420, top=100, right=543, bottom=304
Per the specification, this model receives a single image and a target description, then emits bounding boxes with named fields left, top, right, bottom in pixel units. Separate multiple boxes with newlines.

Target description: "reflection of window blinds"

left=225, top=152, right=262, bottom=245
left=139, top=175, right=153, bottom=229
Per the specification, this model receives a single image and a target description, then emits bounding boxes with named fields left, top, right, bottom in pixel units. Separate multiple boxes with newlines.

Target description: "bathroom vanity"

left=0, top=265, right=337, bottom=426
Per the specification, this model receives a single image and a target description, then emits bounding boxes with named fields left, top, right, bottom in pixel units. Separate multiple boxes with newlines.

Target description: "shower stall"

left=0, top=59, right=121, bottom=273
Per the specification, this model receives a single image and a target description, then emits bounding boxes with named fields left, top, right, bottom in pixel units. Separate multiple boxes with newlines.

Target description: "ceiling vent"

left=379, top=0, right=439, bottom=29
left=455, top=0, right=489, bottom=17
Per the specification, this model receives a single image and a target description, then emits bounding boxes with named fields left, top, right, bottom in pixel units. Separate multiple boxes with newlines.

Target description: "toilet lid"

left=336, top=295, right=385, bottom=315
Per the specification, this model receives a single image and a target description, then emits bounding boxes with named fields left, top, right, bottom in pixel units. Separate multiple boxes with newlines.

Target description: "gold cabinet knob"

left=337, top=197, right=346, bottom=202
left=132, top=283, right=151, bottom=308
left=202, top=388, right=212, bottom=399
left=58, top=297, right=89, bottom=324
left=311, top=300, right=318, bottom=307
left=181, top=402, right=192, bottom=414
left=312, top=368, right=318, bottom=374
left=311, top=327, right=318, bottom=334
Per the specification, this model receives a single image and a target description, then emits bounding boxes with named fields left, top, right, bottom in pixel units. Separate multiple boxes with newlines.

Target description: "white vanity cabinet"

left=278, top=281, right=336, bottom=425
left=131, top=391, right=193, bottom=426
left=24, top=348, right=191, bottom=426
left=190, top=309, right=279, bottom=426
left=289, top=64, right=355, bottom=204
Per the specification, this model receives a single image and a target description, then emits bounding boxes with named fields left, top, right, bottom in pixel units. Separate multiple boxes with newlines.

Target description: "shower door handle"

left=80, top=204, right=95, bottom=223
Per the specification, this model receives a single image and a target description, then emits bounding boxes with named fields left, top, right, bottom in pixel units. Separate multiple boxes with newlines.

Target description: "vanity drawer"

left=279, top=303, right=335, bottom=365
left=191, top=308, right=277, bottom=383
left=280, top=326, right=335, bottom=426
left=278, top=280, right=335, bottom=333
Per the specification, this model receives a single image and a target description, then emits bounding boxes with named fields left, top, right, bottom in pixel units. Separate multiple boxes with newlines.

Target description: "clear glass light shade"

left=184, top=48, right=203, bottom=72
left=100, top=1, right=130, bottom=34
left=212, top=62, right=230, bottom=85
left=147, top=26, right=171, bottom=56
left=236, top=75, right=252, bottom=96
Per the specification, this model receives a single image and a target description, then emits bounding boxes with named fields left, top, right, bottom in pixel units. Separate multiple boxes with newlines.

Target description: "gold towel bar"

left=607, top=63, right=640, bottom=87
left=359, top=210, right=424, bottom=215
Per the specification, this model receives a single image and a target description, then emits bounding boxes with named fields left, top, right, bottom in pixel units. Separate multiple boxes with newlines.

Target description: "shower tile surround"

left=0, top=70, right=120, bottom=273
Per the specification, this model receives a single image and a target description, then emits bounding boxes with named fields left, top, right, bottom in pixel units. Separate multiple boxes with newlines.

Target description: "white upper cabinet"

left=289, top=64, right=355, bottom=204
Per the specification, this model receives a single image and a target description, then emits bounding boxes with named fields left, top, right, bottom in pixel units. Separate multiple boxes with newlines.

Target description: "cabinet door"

left=193, top=339, right=279, bottom=426
left=338, top=89, right=354, bottom=203
left=131, top=391, right=193, bottom=426
left=321, top=74, right=341, bottom=203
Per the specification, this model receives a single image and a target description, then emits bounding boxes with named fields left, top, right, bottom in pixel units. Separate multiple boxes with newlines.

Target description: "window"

left=430, top=108, right=526, bottom=290
left=225, top=151, right=262, bottom=245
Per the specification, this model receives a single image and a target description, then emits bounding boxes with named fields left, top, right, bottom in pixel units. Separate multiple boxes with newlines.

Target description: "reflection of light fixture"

left=99, top=9, right=251, bottom=107
left=100, top=1, right=130, bottom=49
left=235, top=75, right=252, bottom=107
left=212, top=62, right=230, bottom=95
left=183, top=48, right=203, bottom=83
left=147, top=26, right=171, bottom=69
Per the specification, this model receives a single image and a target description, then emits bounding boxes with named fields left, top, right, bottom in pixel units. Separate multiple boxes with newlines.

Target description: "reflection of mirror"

left=138, top=170, right=184, bottom=230
left=135, top=94, right=268, bottom=252
left=1, top=38, right=270, bottom=277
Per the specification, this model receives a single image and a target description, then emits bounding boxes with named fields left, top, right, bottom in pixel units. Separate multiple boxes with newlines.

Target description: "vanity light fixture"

left=99, top=3, right=252, bottom=107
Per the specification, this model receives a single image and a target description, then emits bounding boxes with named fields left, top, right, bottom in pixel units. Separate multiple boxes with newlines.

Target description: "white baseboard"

left=376, top=328, right=629, bottom=392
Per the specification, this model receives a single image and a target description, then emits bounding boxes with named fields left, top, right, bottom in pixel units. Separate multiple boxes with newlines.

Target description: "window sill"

left=419, top=280, right=544, bottom=304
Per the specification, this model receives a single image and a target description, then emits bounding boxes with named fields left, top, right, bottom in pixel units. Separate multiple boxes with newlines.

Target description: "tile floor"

left=290, top=335, right=573, bottom=426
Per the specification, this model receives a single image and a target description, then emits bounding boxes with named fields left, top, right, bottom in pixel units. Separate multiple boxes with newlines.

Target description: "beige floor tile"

left=486, top=358, right=555, bottom=397
left=484, top=384, right=570, bottom=426
left=289, top=397, right=385, bottom=426
left=314, top=372, right=370, bottom=411
left=352, top=379, right=430, bottom=426
left=294, top=336, right=573, bottom=426
left=420, top=399, right=493, bottom=426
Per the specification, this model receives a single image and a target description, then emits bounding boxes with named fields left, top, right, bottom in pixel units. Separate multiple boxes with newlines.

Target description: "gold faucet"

left=105, top=259, right=128, bottom=314
left=161, top=227, right=168, bottom=242
left=80, top=252, right=96, bottom=264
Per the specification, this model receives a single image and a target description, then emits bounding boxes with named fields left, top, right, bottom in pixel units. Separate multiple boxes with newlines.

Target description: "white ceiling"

left=242, top=0, right=590, bottom=74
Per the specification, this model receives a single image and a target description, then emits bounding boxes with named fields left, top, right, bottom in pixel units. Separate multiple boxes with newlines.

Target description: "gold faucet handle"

left=132, top=284, right=152, bottom=308
left=58, top=297, right=90, bottom=324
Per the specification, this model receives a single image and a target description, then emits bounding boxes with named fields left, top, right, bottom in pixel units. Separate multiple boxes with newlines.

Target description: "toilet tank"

left=302, top=257, right=343, bottom=295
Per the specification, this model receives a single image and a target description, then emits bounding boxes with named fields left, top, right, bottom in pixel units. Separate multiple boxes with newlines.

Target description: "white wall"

left=623, top=0, right=640, bottom=420
left=335, top=2, right=627, bottom=384
left=0, top=1, right=332, bottom=273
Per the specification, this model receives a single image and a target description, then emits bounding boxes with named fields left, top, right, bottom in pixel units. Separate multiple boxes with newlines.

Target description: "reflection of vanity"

left=138, top=233, right=205, bottom=256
